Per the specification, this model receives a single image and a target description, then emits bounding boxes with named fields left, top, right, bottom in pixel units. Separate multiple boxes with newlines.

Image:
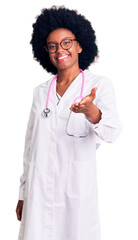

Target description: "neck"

left=57, top=67, right=81, bottom=85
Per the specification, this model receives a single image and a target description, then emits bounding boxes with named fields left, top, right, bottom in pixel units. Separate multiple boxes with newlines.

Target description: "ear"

left=77, top=43, right=83, bottom=54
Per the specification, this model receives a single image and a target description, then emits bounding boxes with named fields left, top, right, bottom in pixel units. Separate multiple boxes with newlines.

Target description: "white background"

left=0, top=0, right=138, bottom=239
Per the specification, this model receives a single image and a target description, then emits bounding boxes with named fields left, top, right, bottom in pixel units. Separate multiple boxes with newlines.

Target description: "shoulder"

left=32, top=75, right=57, bottom=97
left=84, top=70, right=115, bottom=100
left=84, top=69, right=113, bottom=88
left=34, top=75, right=56, bottom=90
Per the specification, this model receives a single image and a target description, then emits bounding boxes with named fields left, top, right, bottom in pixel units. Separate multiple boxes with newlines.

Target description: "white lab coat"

left=17, top=70, right=122, bottom=240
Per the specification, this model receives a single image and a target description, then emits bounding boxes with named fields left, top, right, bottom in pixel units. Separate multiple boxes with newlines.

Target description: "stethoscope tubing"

left=42, top=69, right=84, bottom=118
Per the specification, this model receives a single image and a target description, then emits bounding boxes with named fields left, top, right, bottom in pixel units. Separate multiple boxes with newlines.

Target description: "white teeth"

left=58, top=55, right=68, bottom=60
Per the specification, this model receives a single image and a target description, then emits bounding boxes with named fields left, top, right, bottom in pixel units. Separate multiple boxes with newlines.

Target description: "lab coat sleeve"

left=87, top=78, right=122, bottom=143
left=18, top=88, right=35, bottom=200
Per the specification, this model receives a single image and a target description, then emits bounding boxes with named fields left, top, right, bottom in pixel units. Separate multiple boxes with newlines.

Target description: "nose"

left=56, top=43, right=64, bottom=53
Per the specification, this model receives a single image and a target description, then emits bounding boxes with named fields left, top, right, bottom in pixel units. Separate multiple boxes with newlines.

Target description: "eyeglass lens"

left=47, top=39, right=73, bottom=53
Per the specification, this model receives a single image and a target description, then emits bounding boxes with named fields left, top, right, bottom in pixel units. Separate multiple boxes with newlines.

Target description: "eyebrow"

left=47, top=37, right=72, bottom=44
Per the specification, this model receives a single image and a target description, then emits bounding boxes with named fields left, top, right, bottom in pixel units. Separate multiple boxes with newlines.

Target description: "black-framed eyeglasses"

left=44, top=38, right=77, bottom=54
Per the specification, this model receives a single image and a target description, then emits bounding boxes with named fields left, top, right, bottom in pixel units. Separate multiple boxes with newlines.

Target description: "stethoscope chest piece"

left=42, top=108, right=51, bottom=118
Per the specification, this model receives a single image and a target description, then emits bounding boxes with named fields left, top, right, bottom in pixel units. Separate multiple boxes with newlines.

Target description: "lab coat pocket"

left=66, top=160, right=93, bottom=200
left=66, top=111, right=90, bottom=137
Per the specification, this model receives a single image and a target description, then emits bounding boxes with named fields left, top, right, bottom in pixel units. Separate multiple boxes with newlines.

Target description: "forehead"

left=46, top=28, right=75, bottom=42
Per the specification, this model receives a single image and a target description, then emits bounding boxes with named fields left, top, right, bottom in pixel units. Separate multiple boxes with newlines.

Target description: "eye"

left=62, top=40, right=71, bottom=46
left=48, top=44, right=57, bottom=50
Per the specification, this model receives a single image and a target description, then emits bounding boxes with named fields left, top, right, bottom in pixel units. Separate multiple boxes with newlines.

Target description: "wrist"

left=85, top=103, right=102, bottom=124
left=85, top=102, right=94, bottom=118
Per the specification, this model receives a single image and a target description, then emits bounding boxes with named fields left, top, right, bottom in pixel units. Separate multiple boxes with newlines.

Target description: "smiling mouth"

left=57, top=54, right=70, bottom=61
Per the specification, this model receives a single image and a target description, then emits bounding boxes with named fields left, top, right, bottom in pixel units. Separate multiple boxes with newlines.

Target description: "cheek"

left=49, top=55, right=56, bottom=65
left=72, top=46, right=80, bottom=57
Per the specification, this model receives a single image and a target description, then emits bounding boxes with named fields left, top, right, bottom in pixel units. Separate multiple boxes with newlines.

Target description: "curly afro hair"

left=30, top=6, right=99, bottom=75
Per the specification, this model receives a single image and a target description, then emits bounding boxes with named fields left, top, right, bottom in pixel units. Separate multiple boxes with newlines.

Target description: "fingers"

left=16, top=200, right=24, bottom=221
left=70, top=102, right=81, bottom=111
left=70, top=104, right=78, bottom=112
left=16, top=208, right=21, bottom=221
left=70, top=102, right=86, bottom=113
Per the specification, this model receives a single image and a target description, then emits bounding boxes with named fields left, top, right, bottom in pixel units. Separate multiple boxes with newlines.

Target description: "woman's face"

left=46, top=28, right=82, bottom=72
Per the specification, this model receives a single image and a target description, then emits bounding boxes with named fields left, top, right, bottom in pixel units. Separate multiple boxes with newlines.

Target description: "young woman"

left=16, top=6, right=121, bottom=240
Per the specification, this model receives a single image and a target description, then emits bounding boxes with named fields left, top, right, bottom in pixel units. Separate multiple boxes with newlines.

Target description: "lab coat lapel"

left=52, top=71, right=83, bottom=112
left=47, top=75, right=58, bottom=114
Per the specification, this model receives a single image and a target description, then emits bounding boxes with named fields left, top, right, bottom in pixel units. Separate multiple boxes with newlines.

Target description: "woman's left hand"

left=70, top=87, right=101, bottom=124
left=70, top=87, right=97, bottom=114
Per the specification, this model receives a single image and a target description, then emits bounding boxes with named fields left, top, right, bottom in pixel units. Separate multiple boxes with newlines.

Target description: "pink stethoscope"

left=42, top=69, right=85, bottom=118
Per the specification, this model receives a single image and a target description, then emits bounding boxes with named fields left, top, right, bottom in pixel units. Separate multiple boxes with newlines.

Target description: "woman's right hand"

left=16, top=200, right=24, bottom=221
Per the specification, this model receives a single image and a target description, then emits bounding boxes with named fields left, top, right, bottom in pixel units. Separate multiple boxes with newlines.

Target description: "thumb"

left=90, top=87, right=97, bottom=98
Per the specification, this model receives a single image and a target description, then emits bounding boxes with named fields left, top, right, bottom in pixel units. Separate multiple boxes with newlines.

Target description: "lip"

left=56, top=54, right=70, bottom=61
